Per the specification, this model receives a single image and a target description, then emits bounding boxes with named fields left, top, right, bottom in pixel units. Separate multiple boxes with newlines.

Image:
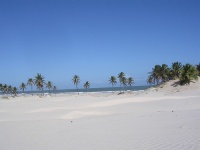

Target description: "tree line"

left=0, top=73, right=57, bottom=96
left=72, top=72, right=134, bottom=95
left=147, top=62, right=200, bottom=85
left=1, top=62, right=199, bottom=97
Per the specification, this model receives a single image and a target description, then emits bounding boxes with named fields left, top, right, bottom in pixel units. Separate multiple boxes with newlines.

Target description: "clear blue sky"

left=0, top=0, right=199, bottom=90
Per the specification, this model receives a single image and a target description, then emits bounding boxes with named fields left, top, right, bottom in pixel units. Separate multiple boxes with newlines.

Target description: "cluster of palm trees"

left=2, top=62, right=199, bottom=97
left=25, top=73, right=57, bottom=95
left=72, top=75, right=90, bottom=95
left=0, top=73, right=57, bottom=97
left=72, top=72, right=134, bottom=95
left=0, top=84, right=18, bottom=96
left=147, top=62, right=200, bottom=85
left=109, top=72, right=134, bottom=92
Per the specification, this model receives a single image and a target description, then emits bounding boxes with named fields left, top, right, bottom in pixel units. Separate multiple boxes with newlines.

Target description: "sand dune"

left=0, top=79, right=200, bottom=150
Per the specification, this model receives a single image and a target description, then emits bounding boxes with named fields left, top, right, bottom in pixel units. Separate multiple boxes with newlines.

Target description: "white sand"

left=0, top=79, right=200, bottom=150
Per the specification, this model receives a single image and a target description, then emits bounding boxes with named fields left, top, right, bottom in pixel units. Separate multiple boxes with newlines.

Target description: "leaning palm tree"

left=7, top=85, right=13, bottom=96
left=27, top=78, right=34, bottom=96
left=171, top=62, right=182, bottom=79
left=13, top=87, right=18, bottom=96
left=84, top=81, right=90, bottom=91
left=109, top=76, right=117, bottom=87
left=46, top=81, right=53, bottom=95
left=147, top=75, right=154, bottom=87
left=20, top=82, right=26, bottom=93
left=72, top=75, right=80, bottom=95
left=53, top=86, right=57, bottom=96
left=196, top=63, right=200, bottom=76
left=118, top=72, right=125, bottom=92
left=127, top=77, right=134, bottom=90
left=34, top=73, right=45, bottom=95
left=179, top=64, right=198, bottom=85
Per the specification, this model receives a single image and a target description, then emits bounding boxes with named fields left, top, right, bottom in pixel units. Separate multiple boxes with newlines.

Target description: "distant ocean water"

left=0, top=86, right=153, bottom=95
left=54, top=86, right=151, bottom=93
left=8, top=86, right=151, bottom=95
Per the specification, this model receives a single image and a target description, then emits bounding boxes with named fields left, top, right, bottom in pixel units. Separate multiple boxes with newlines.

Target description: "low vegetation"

left=147, top=62, right=199, bottom=86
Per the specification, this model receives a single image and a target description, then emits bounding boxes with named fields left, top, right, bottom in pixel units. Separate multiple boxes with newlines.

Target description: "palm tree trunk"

left=76, top=85, right=79, bottom=95
left=31, top=86, right=33, bottom=96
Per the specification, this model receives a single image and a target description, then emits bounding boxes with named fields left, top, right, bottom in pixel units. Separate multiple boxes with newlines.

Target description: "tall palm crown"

left=196, top=63, right=200, bottom=76
left=118, top=72, right=125, bottom=87
left=171, top=62, right=182, bottom=79
left=118, top=72, right=125, bottom=81
left=84, top=81, right=90, bottom=90
left=127, top=77, right=134, bottom=87
left=109, top=76, right=117, bottom=87
left=180, top=64, right=198, bottom=85
left=72, top=75, right=80, bottom=94
left=160, top=64, right=170, bottom=83
left=20, top=82, right=26, bottom=93
left=34, top=73, right=45, bottom=91
left=46, top=81, right=53, bottom=95
left=27, top=78, right=34, bottom=95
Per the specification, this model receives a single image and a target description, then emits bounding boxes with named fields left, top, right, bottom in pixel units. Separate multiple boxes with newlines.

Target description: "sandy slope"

left=0, top=79, right=200, bottom=150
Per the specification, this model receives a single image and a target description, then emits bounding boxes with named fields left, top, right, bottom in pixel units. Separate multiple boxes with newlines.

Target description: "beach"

left=0, top=80, right=200, bottom=150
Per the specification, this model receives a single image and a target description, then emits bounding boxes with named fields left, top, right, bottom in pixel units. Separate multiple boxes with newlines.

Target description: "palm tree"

left=149, top=65, right=162, bottom=85
left=7, top=85, right=13, bottom=96
left=160, top=64, right=170, bottom=83
left=109, top=76, right=117, bottom=87
left=196, top=63, right=200, bottom=76
left=46, top=81, right=53, bottom=95
left=2, top=84, right=8, bottom=95
left=20, top=82, right=26, bottom=93
left=179, top=64, right=198, bottom=85
left=121, top=76, right=127, bottom=93
left=118, top=72, right=125, bottom=92
left=53, top=86, right=57, bottom=95
left=147, top=75, right=154, bottom=87
left=13, top=87, right=18, bottom=96
left=72, top=75, right=80, bottom=95
left=34, top=73, right=45, bottom=95
left=84, top=81, right=90, bottom=91
left=127, top=77, right=134, bottom=90
left=171, top=62, right=182, bottom=79
left=27, top=78, right=34, bottom=96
